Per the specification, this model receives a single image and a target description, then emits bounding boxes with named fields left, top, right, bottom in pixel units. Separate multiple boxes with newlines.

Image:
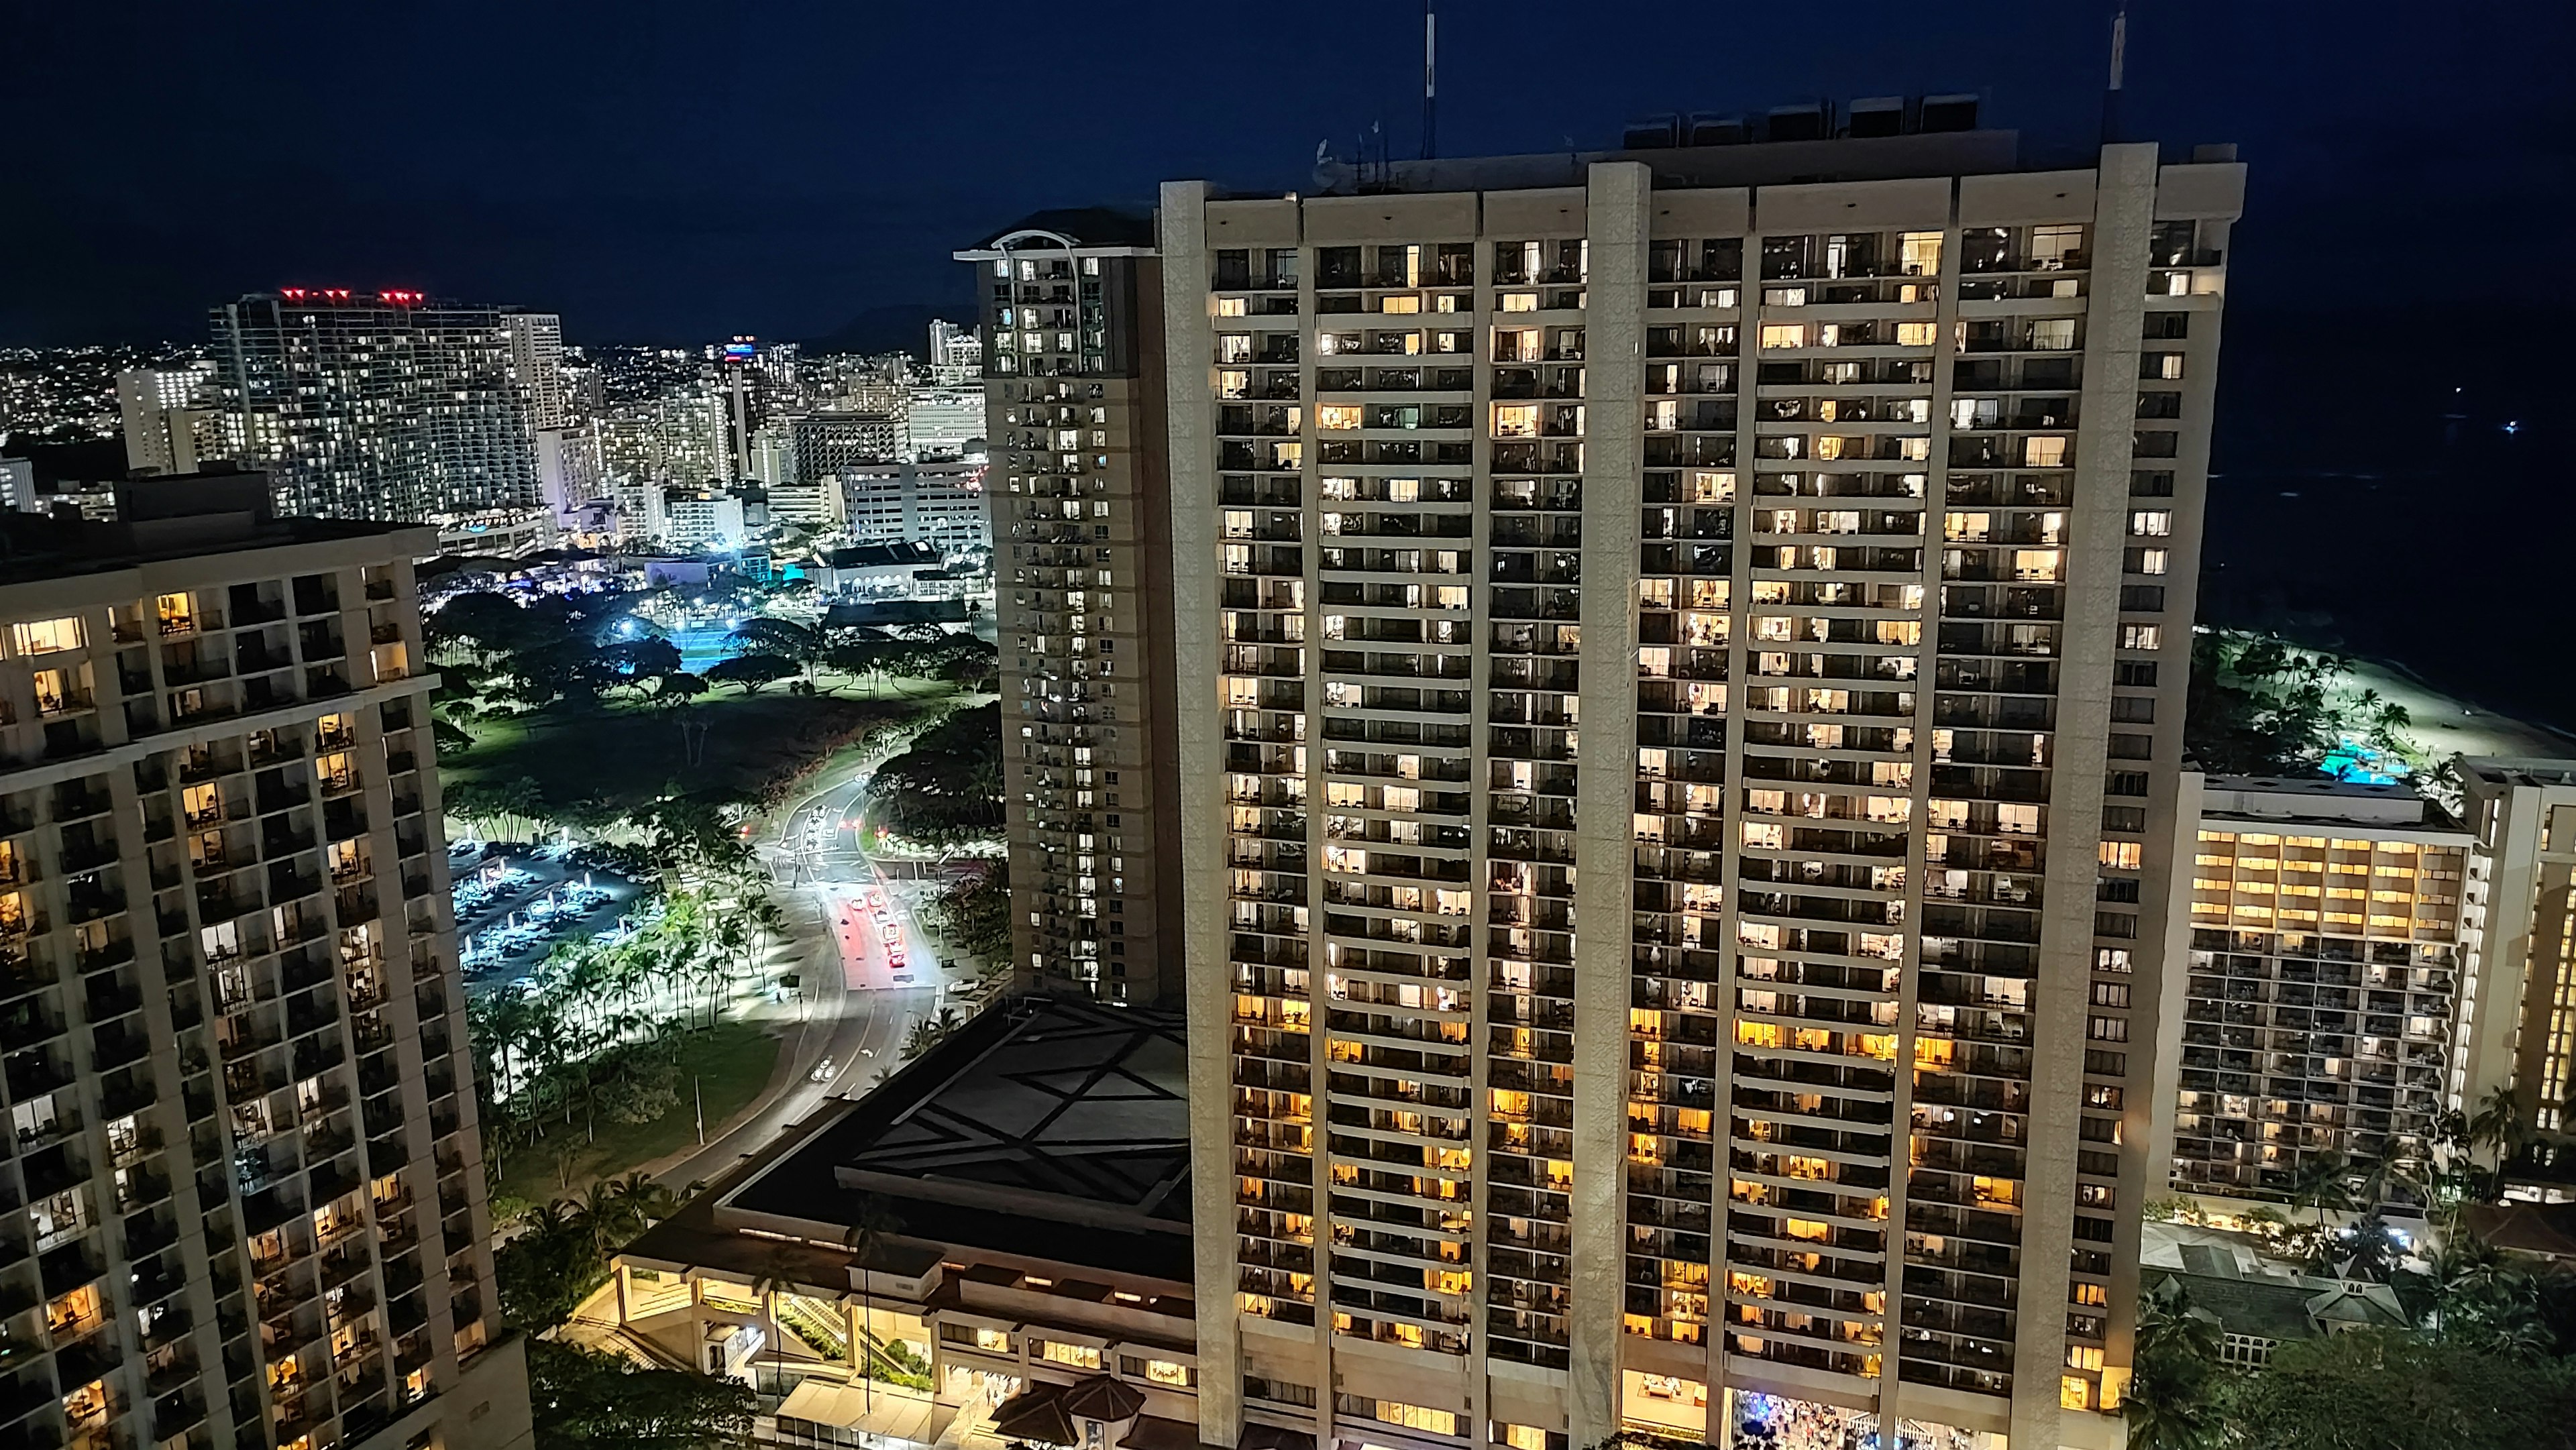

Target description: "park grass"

left=444, top=679, right=958, bottom=820
left=496, top=1019, right=782, bottom=1209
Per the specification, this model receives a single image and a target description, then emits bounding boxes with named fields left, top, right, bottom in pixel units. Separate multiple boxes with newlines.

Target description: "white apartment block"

left=1161, top=121, right=2241, bottom=1450
left=659, top=490, right=749, bottom=554
left=207, top=294, right=560, bottom=522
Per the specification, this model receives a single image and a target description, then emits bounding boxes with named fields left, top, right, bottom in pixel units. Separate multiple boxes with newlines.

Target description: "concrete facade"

left=0, top=500, right=523, bottom=1450
left=2459, top=760, right=2576, bottom=1135
left=1160, top=134, right=2243, bottom=1450
left=956, top=215, right=1185, bottom=1007
left=2147, top=775, right=2471, bottom=1211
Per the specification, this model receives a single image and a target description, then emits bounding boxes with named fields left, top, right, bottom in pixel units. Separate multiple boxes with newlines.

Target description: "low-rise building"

left=661, top=488, right=751, bottom=553
left=806, top=541, right=943, bottom=595
left=609, top=999, right=1224, bottom=1450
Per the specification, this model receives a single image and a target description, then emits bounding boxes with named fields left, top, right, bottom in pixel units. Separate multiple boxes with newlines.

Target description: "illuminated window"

left=11, top=616, right=82, bottom=655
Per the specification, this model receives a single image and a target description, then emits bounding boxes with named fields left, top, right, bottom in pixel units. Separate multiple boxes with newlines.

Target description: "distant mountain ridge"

left=802, top=297, right=977, bottom=359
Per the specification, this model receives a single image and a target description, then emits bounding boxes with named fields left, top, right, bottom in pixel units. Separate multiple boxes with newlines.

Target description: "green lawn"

left=496, top=1019, right=782, bottom=1209
left=444, top=682, right=957, bottom=821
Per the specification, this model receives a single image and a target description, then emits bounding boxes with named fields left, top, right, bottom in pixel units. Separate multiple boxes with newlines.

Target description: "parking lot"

left=451, top=843, right=650, bottom=988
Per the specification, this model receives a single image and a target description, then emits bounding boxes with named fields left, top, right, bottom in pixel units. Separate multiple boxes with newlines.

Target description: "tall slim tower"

left=955, top=211, right=1185, bottom=1005
left=1162, top=117, right=2243, bottom=1450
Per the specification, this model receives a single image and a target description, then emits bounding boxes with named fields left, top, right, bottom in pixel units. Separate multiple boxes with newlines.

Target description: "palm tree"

left=2135, top=1278, right=2222, bottom=1364
left=2469, top=1084, right=2528, bottom=1170
left=843, top=1196, right=905, bottom=1410
left=604, top=1170, right=683, bottom=1229
left=2125, top=1278, right=2220, bottom=1450
left=2288, top=1149, right=2359, bottom=1227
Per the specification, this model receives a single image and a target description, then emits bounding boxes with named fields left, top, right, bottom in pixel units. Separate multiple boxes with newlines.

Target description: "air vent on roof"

left=1686, top=113, right=1748, bottom=147
left=1623, top=114, right=1682, bottom=150
left=1766, top=103, right=1829, bottom=142
left=1847, top=97, right=1905, bottom=138
left=1919, top=93, right=1981, bottom=132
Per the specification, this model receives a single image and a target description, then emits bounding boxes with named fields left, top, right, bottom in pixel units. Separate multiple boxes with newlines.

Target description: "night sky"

left=15, top=0, right=2576, bottom=727
left=11, top=1, right=2570, bottom=346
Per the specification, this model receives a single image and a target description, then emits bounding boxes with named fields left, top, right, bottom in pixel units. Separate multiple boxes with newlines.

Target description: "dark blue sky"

left=9, top=0, right=2571, bottom=345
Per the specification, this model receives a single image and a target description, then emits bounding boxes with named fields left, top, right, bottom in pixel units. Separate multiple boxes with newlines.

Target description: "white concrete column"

left=2010, top=140, right=2159, bottom=1450
left=1160, top=178, right=1244, bottom=1450
left=1568, top=158, right=1652, bottom=1449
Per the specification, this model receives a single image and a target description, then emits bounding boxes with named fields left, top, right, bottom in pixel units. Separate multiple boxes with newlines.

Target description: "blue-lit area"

left=2319, top=733, right=2409, bottom=785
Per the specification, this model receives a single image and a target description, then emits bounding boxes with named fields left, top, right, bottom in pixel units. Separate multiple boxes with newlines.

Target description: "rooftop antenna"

left=1422, top=3, right=1438, bottom=160
left=2100, top=0, right=2129, bottom=145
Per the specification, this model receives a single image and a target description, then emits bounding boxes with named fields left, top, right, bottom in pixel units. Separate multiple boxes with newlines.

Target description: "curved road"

left=648, top=767, right=937, bottom=1188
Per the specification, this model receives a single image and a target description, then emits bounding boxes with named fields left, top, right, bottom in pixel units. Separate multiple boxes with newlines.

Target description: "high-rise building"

left=905, top=384, right=989, bottom=459
left=2149, top=775, right=2469, bottom=1207
left=2457, top=759, right=2576, bottom=1137
left=836, top=461, right=990, bottom=556
left=116, top=363, right=224, bottom=477
left=790, top=412, right=905, bottom=488
left=0, top=476, right=529, bottom=1450
left=1154, top=119, right=2244, bottom=1450
left=207, top=292, right=560, bottom=521
left=956, top=210, right=1183, bottom=1006
left=926, top=319, right=983, bottom=385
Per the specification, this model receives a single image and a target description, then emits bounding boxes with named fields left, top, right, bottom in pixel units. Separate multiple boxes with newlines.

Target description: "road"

left=647, top=760, right=950, bottom=1188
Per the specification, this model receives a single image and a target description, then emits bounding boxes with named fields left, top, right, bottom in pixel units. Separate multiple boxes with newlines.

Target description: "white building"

left=926, top=318, right=983, bottom=385
left=660, top=488, right=750, bottom=553
left=765, top=476, right=847, bottom=531
left=535, top=423, right=602, bottom=520
left=837, top=461, right=988, bottom=555
left=0, top=459, right=35, bottom=513
left=115, top=362, right=223, bottom=476
left=904, top=384, right=986, bottom=458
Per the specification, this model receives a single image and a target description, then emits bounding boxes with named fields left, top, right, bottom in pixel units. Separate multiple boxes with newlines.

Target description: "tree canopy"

left=527, top=1339, right=754, bottom=1450
left=865, top=702, right=1004, bottom=844
left=2220, top=1327, right=2576, bottom=1450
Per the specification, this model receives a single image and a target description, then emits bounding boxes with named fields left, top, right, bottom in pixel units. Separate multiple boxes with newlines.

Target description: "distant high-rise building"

left=790, top=411, right=904, bottom=483
left=956, top=211, right=1183, bottom=1006
left=835, top=461, right=989, bottom=555
left=115, top=362, right=223, bottom=476
left=207, top=292, right=559, bottom=520
left=746, top=423, right=798, bottom=490
left=598, top=392, right=728, bottom=491
left=0, top=458, right=36, bottom=514
left=2150, top=776, right=2469, bottom=1208
left=0, top=477, right=529, bottom=1450
left=534, top=423, right=604, bottom=522
left=904, top=384, right=987, bottom=459
left=1153, top=121, right=2245, bottom=1450
left=926, top=319, right=983, bottom=384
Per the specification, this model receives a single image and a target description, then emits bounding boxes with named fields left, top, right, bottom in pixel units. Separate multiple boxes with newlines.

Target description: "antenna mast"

left=1422, top=3, right=1438, bottom=160
left=2101, top=0, right=2129, bottom=145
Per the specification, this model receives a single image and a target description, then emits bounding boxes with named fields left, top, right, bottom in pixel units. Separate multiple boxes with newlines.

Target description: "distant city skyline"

left=10, top=1, right=2571, bottom=345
